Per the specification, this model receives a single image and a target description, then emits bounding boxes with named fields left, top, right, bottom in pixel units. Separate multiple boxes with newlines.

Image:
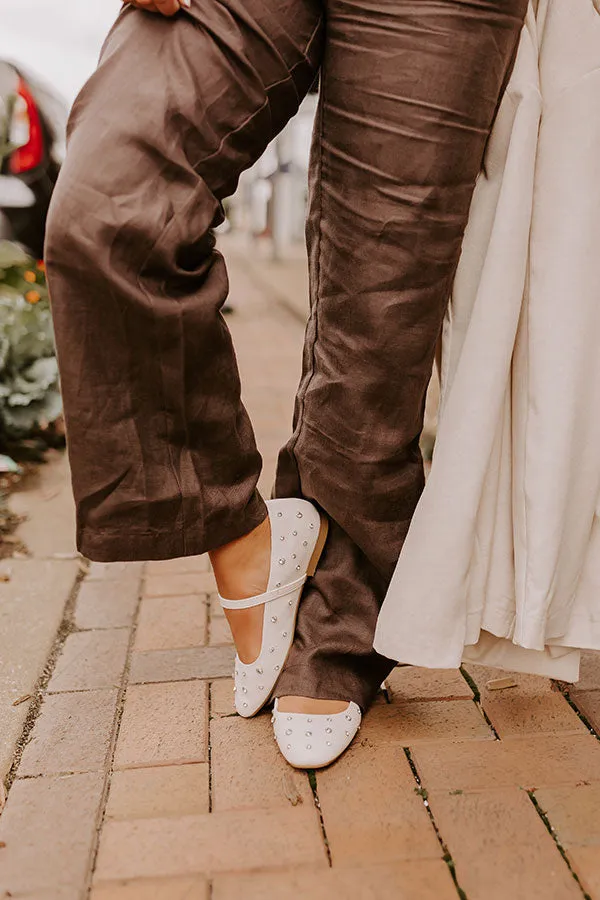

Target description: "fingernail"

left=181, top=0, right=191, bottom=7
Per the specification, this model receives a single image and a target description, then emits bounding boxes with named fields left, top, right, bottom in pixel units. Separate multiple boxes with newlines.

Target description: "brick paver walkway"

left=1, top=244, right=600, bottom=899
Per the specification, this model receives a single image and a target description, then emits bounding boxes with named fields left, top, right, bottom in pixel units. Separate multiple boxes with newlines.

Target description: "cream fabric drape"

left=374, top=0, right=600, bottom=682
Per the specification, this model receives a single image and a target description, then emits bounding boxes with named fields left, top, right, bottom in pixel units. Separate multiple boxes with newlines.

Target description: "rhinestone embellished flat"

left=272, top=699, right=361, bottom=768
left=218, top=498, right=328, bottom=718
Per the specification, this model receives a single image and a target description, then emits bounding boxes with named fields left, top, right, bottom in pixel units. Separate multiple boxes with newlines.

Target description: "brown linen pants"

left=45, top=0, right=527, bottom=709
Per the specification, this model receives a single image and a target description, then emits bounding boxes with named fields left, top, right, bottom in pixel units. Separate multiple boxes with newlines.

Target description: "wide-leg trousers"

left=45, top=0, right=528, bottom=709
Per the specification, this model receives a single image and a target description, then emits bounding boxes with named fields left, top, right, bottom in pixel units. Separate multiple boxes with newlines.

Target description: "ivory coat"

left=374, top=0, right=600, bottom=682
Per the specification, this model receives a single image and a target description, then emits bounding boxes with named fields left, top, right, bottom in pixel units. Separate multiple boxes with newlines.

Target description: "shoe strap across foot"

left=219, top=498, right=325, bottom=719
left=218, top=574, right=306, bottom=610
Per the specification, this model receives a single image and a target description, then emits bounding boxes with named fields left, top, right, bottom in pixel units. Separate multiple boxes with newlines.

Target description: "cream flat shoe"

left=219, top=498, right=328, bottom=718
left=272, top=699, right=361, bottom=768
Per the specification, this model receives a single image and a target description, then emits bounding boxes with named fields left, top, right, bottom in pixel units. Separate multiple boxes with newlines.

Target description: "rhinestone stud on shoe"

left=219, top=499, right=329, bottom=718
left=272, top=699, right=361, bottom=768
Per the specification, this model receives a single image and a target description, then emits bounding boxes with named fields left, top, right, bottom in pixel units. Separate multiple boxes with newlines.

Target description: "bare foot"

left=276, top=696, right=350, bottom=715
left=209, top=516, right=271, bottom=664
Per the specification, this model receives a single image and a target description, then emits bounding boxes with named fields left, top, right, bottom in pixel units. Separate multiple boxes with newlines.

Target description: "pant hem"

left=275, top=656, right=396, bottom=712
left=77, top=495, right=268, bottom=562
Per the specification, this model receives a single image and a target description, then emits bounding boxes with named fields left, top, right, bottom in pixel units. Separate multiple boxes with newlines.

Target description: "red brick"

left=483, top=692, right=587, bottom=739
left=212, top=860, right=457, bottom=900
left=87, top=562, right=144, bottom=582
left=535, top=783, right=600, bottom=846
left=361, top=698, right=492, bottom=746
left=462, top=663, right=554, bottom=698
left=91, top=876, right=208, bottom=899
left=0, top=559, right=80, bottom=780
left=0, top=773, right=103, bottom=894
left=48, top=630, right=130, bottom=692
left=144, top=572, right=216, bottom=598
left=567, top=846, right=600, bottom=899
left=209, top=593, right=224, bottom=619
left=9, top=889, right=82, bottom=900
left=428, top=788, right=580, bottom=900
left=146, top=556, right=210, bottom=576
left=94, top=808, right=327, bottom=880
left=75, top=577, right=140, bottom=630
left=129, top=646, right=234, bottom=684
left=135, top=595, right=207, bottom=651
left=106, top=764, right=210, bottom=819
left=210, top=715, right=313, bottom=811
left=115, top=681, right=208, bottom=768
left=316, top=743, right=441, bottom=863
left=19, top=690, right=117, bottom=776
left=411, top=734, right=600, bottom=791
left=574, top=652, right=600, bottom=692
left=209, top=616, right=233, bottom=646
left=569, top=689, right=600, bottom=733
left=385, top=666, right=473, bottom=702
left=210, top=679, right=236, bottom=718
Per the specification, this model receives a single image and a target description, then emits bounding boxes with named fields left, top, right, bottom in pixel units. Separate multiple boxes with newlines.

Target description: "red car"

left=0, top=61, right=67, bottom=258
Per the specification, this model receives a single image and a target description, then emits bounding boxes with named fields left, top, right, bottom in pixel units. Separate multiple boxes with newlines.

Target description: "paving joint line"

left=126, top=674, right=235, bottom=687
left=83, top=563, right=147, bottom=898
left=16, top=768, right=108, bottom=781
left=70, top=625, right=132, bottom=635
left=403, top=747, right=469, bottom=900
left=471, top=699, right=500, bottom=740
left=380, top=682, right=393, bottom=704
left=458, top=667, right=500, bottom=740
left=2, top=564, right=87, bottom=796
left=208, top=681, right=214, bottom=814
left=205, top=594, right=214, bottom=647
left=558, top=686, right=600, bottom=742
left=206, top=579, right=222, bottom=894
left=45, top=685, right=129, bottom=696
left=307, top=769, right=332, bottom=868
left=458, top=667, right=480, bottom=702
left=527, top=791, right=592, bottom=900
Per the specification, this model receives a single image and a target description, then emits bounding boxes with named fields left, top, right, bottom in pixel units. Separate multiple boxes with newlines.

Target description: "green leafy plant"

left=0, top=240, right=62, bottom=441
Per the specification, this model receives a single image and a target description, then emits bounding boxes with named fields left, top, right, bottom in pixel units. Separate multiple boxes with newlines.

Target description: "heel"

left=224, top=497, right=324, bottom=717
left=307, top=515, right=329, bottom=576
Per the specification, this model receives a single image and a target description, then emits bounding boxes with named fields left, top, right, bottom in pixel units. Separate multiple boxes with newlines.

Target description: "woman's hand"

left=126, top=0, right=190, bottom=16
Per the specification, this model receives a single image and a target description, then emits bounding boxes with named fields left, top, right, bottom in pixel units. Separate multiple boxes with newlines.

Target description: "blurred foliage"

left=0, top=240, right=62, bottom=452
left=0, top=240, right=64, bottom=550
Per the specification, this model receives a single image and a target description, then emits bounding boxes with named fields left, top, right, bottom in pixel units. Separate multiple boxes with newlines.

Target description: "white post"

left=271, top=126, right=295, bottom=261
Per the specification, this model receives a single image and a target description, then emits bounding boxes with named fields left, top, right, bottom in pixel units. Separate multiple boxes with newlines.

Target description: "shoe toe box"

left=273, top=702, right=361, bottom=768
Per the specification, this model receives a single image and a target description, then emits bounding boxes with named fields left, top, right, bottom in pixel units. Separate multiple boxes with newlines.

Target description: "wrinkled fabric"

left=46, top=0, right=526, bottom=709
left=276, top=0, right=528, bottom=705
left=375, top=0, right=600, bottom=683
left=46, top=0, right=323, bottom=560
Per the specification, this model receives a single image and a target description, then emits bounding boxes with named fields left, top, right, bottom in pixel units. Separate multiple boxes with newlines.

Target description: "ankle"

left=210, top=515, right=271, bottom=600
left=276, top=696, right=351, bottom=715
